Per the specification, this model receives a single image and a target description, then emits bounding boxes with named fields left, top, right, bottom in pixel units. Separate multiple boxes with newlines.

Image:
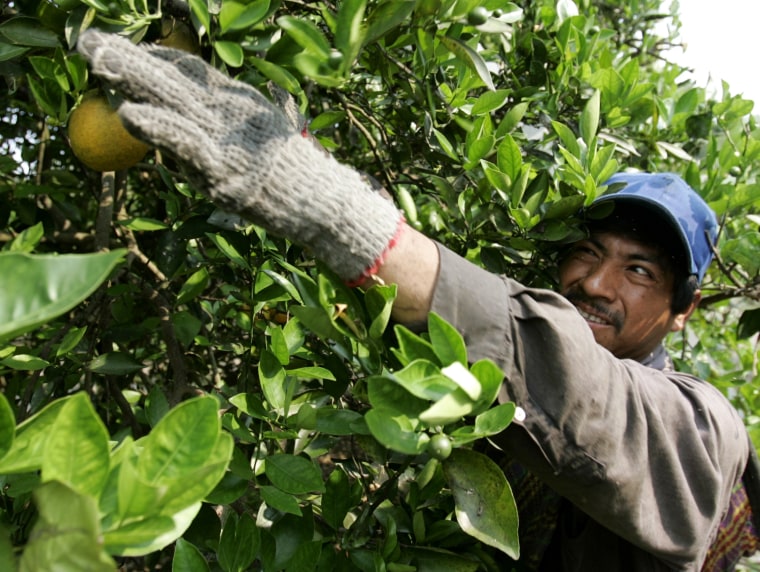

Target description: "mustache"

left=563, top=288, right=624, bottom=332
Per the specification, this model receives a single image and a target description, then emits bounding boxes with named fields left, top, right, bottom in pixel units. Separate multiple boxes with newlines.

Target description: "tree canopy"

left=1, top=0, right=759, bottom=570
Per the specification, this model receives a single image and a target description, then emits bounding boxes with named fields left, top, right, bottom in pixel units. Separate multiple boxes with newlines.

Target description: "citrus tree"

left=1, top=0, right=759, bottom=570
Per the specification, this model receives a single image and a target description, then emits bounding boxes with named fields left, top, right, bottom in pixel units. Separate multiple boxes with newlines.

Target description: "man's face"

left=558, top=230, right=689, bottom=361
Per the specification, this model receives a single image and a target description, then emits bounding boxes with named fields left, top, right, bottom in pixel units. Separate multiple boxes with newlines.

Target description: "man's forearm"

left=371, top=224, right=440, bottom=325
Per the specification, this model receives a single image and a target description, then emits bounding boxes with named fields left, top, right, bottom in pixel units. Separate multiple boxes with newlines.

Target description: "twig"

left=96, top=172, right=116, bottom=251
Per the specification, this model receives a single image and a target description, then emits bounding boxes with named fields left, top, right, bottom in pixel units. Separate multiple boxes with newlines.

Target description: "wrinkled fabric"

left=430, top=243, right=751, bottom=570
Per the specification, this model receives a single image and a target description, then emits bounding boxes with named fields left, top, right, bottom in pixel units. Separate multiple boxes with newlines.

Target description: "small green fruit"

left=467, top=6, right=489, bottom=26
left=327, top=50, right=344, bottom=70
left=428, top=433, right=453, bottom=460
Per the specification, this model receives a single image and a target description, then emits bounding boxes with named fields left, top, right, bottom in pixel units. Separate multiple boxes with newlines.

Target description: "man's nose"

left=579, top=262, right=619, bottom=301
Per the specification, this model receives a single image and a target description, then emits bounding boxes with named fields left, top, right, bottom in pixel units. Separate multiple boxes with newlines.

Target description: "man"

left=77, top=31, right=760, bottom=570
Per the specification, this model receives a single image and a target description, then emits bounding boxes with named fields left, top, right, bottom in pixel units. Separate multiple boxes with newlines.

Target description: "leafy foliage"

left=1, top=0, right=759, bottom=570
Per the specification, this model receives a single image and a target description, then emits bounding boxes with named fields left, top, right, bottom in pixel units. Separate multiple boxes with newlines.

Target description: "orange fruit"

left=67, top=92, right=149, bottom=172
left=156, top=19, right=200, bottom=55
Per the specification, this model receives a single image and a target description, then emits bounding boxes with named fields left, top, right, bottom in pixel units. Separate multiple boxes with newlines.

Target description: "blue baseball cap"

left=591, top=172, right=718, bottom=283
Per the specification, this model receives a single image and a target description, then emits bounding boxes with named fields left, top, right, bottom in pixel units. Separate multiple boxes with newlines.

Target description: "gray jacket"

left=429, top=244, right=750, bottom=570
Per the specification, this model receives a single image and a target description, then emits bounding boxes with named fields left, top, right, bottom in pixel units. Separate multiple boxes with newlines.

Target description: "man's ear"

left=671, top=290, right=702, bottom=332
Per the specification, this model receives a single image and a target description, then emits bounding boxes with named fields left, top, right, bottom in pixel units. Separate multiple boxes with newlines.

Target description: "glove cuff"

left=343, top=216, right=406, bottom=287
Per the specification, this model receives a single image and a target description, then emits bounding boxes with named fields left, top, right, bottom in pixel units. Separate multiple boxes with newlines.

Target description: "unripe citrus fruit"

left=467, top=7, right=489, bottom=25
left=428, top=433, right=453, bottom=460
left=67, top=93, right=149, bottom=172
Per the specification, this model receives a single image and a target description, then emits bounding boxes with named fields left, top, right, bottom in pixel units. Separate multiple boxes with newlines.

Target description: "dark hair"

left=583, top=203, right=699, bottom=314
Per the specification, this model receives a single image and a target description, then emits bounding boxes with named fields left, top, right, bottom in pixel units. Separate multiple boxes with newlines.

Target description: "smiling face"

left=558, top=230, right=697, bottom=361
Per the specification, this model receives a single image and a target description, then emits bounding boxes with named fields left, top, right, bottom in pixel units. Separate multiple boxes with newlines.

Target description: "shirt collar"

left=638, top=344, right=674, bottom=372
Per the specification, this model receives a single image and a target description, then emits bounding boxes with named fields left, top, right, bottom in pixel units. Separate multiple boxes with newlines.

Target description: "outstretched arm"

left=78, top=30, right=439, bottom=324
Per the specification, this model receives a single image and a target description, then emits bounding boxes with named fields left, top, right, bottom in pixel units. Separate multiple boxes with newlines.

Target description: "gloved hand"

left=76, top=30, right=403, bottom=285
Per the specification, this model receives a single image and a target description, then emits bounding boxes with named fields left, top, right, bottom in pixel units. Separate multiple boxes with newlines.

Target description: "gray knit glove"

left=77, top=30, right=403, bottom=284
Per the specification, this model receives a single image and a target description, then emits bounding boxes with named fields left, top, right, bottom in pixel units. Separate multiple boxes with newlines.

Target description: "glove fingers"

left=78, top=30, right=291, bottom=134
left=78, top=30, right=214, bottom=112
left=118, top=101, right=220, bottom=177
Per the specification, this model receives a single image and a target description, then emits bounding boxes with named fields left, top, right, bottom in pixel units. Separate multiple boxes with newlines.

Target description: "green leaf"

left=119, top=217, right=169, bottom=231
left=440, top=362, right=481, bottom=400
left=0, top=398, right=68, bottom=473
left=469, top=359, right=507, bottom=415
left=580, top=89, right=600, bottom=146
left=466, top=134, right=494, bottom=166
left=56, top=326, right=87, bottom=357
left=172, top=538, right=210, bottom=572
left=308, top=110, right=347, bottom=131
left=259, top=349, right=291, bottom=412
left=474, top=402, right=515, bottom=435
left=335, top=0, right=366, bottom=63
left=367, top=374, right=429, bottom=418
left=250, top=57, right=303, bottom=94
left=137, top=396, right=227, bottom=486
left=0, top=41, right=28, bottom=61
left=738, top=308, right=760, bottom=340
left=542, top=195, right=586, bottom=221
left=496, top=134, right=522, bottom=185
left=20, top=481, right=115, bottom=572
left=87, top=352, right=144, bottom=375
left=112, top=454, right=167, bottom=521
left=0, top=393, right=15, bottom=461
left=315, top=408, right=369, bottom=435
left=365, top=0, right=416, bottom=45
left=42, top=392, right=110, bottom=498
left=428, top=312, right=468, bottom=366
left=398, top=546, right=480, bottom=572
left=172, top=311, right=203, bottom=347
left=471, top=89, right=510, bottom=115
left=419, top=387, right=474, bottom=425
left=229, top=393, right=269, bottom=420
left=0, top=250, right=125, bottom=342
left=392, top=324, right=440, bottom=365
left=277, top=15, right=331, bottom=57
left=206, top=232, right=249, bottom=269
left=365, top=283, right=396, bottom=339
left=176, top=268, right=210, bottom=305
left=365, top=408, right=430, bottom=455
left=443, top=449, right=519, bottom=558
left=496, top=101, right=529, bottom=136
left=219, top=0, right=270, bottom=34
left=104, top=503, right=201, bottom=557
left=265, top=454, right=325, bottom=494
left=1, top=354, right=49, bottom=370
left=218, top=512, right=260, bottom=572
left=213, top=41, right=245, bottom=67
left=432, top=127, right=460, bottom=160
left=7, top=221, right=44, bottom=252
left=0, top=16, right=61, bottom=48
left=287, top=366, right=335, bottom=380
left=188, top=0, right=211, bottom=34
left=322, top=468, right=355, bottom=530
left=439, top=36, right=495, bottom=91
left=552, top=120, right=580, bottom=156
left=0, top=523, right=14, bottom=572
left=260, top=485, right=302, bottom=516
left=289, top=305, right=343, bottom=341
left=393, top=359, right=458, bottom=401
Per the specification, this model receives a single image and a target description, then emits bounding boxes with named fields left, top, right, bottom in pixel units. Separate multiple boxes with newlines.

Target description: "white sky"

left=668, top=0, right=760, bottom=103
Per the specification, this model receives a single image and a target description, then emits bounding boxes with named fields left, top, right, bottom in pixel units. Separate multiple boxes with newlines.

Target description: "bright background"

left=669, top=0, right=760, bottom=103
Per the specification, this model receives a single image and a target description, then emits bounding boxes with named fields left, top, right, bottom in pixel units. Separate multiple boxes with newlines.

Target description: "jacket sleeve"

left=429, top=243, right=748, bottom=568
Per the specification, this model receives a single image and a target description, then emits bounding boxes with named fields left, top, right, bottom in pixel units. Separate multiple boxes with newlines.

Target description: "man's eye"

left=575, top=246, right=597, bottom=257
left=630, top=265, right=654, bottom=278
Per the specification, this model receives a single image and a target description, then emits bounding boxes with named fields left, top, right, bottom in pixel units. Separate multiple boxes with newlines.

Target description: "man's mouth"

left=563, top=289, right=624, bottom=332
left=577, top=307, right=610, bottom=325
